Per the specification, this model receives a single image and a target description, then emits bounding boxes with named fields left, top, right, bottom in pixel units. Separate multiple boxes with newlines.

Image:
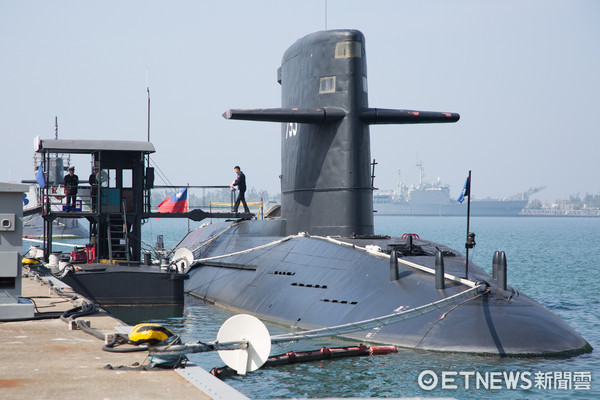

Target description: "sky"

left=1, top=0, right=599, bottom=203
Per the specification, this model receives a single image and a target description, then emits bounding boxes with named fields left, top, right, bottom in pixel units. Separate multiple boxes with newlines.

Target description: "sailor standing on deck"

left=64, top=166, right=79, bottom=211
left=89, top=167, right=99, bottom=212
left=230, top=166, right=250, bottom=215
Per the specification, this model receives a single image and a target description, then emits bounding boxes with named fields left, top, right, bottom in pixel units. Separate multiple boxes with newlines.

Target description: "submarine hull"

left=180, top=219, right=591, bottom=357
left=187, top=29, right=590, bottom=357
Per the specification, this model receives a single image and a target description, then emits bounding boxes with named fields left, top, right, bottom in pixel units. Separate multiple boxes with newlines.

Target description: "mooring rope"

left=187, top=230, right=475, bottom=288
left=147, top=283, right=487, bottom=356
left=191, top=234, right=298, bottom=264
left=310, top=234, right=478, bottom=288
left=270, top=283, right=487, bottom=343
left=165, top=229, right=488, bottom=353
left=187, top=223, right=236, bottom=255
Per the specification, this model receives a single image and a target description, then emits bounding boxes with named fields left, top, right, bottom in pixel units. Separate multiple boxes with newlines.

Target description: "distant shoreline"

left=520, top=209, right=600, bottom=217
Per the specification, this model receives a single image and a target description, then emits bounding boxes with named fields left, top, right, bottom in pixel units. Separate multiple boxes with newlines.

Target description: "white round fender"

left=216, top=314, right=271, bottom=375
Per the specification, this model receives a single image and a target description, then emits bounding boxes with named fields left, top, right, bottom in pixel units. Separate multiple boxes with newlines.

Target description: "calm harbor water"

left=90, top=216, right=600, bottom=398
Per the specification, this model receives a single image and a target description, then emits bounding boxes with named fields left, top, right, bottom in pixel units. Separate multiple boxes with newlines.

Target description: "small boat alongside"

left=26, top=138, right=187, bottom=306
left=25, top=137, right=249, bottom=306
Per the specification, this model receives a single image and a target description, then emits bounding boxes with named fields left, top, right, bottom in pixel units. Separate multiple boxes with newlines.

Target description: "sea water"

left=71, top=216, right=600, bottom=398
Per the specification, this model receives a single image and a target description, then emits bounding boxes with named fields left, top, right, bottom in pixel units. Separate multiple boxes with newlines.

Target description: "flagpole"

left=42, top=154, right=47, bottom=262
left=146, top=68, right=150, bottom=144
left=187, top=183, right=190, bottom=233
left=464, top=170, right=472, bottom=278
left=146, top=68, right=151, bottom=213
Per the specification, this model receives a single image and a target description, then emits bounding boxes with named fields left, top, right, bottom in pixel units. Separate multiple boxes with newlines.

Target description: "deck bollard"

left=390, top=250, right=399, bottom=281
left=406, top=235, right=414, bottom=252
left=156, top=235, right=164, bottom=251
left=435, top=251, right=445, bottom=289
left=160, top=257, right=169, bottom=271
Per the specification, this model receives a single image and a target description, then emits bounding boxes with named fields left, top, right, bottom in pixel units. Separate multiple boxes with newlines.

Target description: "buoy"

left=210, top=344, right=398, bottom=380
left=129, top=323, right=175, bottom=345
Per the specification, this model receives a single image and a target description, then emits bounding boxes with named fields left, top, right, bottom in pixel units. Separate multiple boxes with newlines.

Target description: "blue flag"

left=457, top=175, right=470, bottom=203
left=35, top=163, right=46, bottom=188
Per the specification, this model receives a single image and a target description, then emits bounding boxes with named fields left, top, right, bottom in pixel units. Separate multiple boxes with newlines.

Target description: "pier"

left=0, top=273, right=248, bottom=399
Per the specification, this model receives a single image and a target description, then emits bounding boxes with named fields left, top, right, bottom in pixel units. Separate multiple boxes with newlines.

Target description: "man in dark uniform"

left=230, top=165, right=250, bottom=214
left=89, top=166, right=99, bottom=212
left=64, top=166, right=79, bottom=211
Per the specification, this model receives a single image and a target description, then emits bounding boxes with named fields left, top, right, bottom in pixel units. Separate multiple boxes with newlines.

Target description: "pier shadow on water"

left=103, top=304, right=184, bottom=325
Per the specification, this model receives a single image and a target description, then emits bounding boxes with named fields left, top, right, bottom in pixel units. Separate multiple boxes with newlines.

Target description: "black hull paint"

left=181, top=220, right=591, bottom=357
left=194, top=29, right=590, bottom=357
left=61, top=266, right=187, bottom=306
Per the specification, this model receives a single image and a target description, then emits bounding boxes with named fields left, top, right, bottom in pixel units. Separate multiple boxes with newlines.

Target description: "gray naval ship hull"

left=180, top=219, right=590, bottom=356
left=23, top=214, right=88, bottom=239
left=374, top=199, right=528, bottom=217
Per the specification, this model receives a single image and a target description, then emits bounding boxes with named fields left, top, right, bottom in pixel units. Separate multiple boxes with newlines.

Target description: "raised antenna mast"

left=146, top=68, right=150, bottom=143
left=145, top=68, right=152, bottom=213
left=416, top=151, right=424, bottom=188
left=55, top=116, right=58, bottom=140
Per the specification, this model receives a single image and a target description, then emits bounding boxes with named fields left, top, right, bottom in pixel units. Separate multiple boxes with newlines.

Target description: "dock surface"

left=0, top=273, right=225, bottom=400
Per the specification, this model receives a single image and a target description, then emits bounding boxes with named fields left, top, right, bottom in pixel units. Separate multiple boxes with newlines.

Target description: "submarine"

left=175, top=29, right=591, bottom=356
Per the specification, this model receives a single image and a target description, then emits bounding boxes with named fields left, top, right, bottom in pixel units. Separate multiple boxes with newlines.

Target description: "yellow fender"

left=129, top=323, right=174, bottom=345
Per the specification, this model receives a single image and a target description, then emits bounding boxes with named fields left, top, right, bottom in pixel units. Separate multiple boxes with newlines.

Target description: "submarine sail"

left=178, top=30, right=590, bottom=356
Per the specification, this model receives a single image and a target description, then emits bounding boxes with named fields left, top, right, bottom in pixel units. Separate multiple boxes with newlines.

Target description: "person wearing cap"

left=89, top=166, right=99, bottom=212
left=230, top=166, right=250, bottom=215
left=64, top=166, right=79, bottom=212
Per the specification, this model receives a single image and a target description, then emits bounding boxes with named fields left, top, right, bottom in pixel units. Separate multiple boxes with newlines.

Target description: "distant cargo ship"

left=373, top=162, right=542, bottom=217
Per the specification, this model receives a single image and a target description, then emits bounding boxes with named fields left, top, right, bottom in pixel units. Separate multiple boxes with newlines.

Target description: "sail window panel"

left=319, top=76, right=336, bottom=94
left=362, top=75, right=368, bottom=93
left=335, top=41, right=362, bottom=59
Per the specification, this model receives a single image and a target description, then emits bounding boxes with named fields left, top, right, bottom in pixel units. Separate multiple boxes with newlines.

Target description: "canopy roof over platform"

left=35, top=138, right=155, bottom=154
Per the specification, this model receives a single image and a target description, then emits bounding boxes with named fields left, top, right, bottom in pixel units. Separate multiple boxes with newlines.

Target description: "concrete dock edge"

left=0, top=271, right=240, bottom=400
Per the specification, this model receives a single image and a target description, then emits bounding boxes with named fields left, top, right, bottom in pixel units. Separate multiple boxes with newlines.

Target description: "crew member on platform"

left=89, top=166, right=99, bottom=212
left=230, top=165, right=250, bottom=214
left=64, top=166, right=79, bottom=212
